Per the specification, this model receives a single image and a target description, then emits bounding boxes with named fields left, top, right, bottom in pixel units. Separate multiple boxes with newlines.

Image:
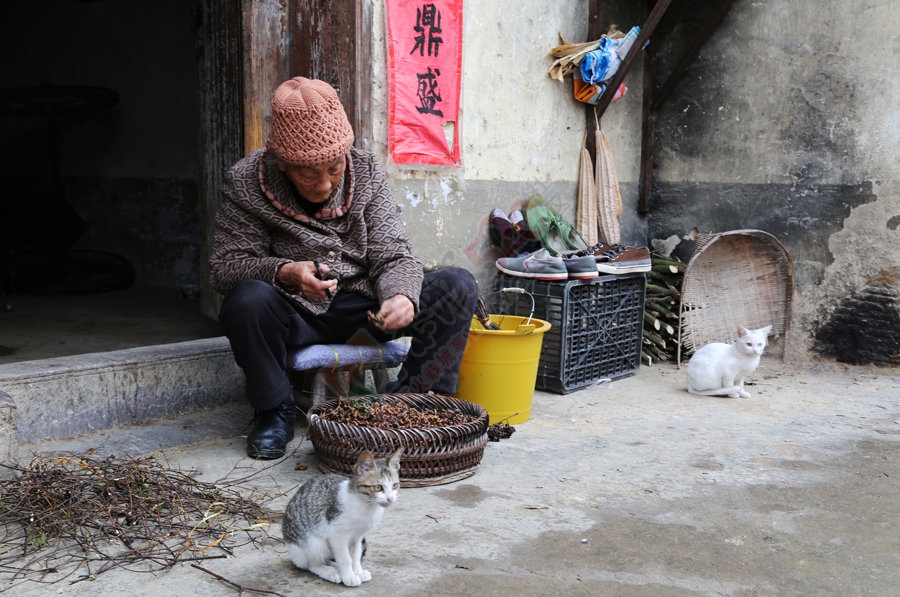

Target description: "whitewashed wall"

left=368, top=0, right=644, bottom=286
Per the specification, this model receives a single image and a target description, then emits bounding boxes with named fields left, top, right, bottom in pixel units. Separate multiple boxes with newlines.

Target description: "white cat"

left=686, top=325, right=773, bottom=398
left=282, top=448, right=403, bottom=586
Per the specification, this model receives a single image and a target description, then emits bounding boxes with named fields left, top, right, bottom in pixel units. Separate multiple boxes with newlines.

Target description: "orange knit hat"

left=267, top=77, right=354, bottom=166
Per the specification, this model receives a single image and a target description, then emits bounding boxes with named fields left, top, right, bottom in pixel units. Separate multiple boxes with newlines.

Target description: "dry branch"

left=643, top=253, right=685, bottom=363
left=0, top=454, right=272, bottom=589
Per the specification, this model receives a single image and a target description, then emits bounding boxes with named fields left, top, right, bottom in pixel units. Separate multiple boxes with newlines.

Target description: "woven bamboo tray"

left=678, top=229, right=794, bottom=362
left=307, top=393, right=489, bottom=487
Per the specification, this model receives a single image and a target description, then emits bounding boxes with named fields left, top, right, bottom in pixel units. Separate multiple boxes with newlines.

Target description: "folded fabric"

left=287, top=342, right=409, bottom=370
left=578, top=26, right=642, bottom=86
left=580, top=37, right=621, bottom=84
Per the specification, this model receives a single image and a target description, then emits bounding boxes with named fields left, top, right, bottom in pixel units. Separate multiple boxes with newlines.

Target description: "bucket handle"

left=484, top=287, right=536, bottom=326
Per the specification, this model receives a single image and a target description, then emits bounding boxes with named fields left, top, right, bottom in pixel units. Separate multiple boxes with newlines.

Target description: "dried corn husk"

left=595, top=111, right=621, bottom=245
left=547, top=35, right=599, bottom=82
left=576, top=131, right=599, bottom=245
left=598, top=128, right=623, bottom=219
left=547, top=27, right=626, bottom=82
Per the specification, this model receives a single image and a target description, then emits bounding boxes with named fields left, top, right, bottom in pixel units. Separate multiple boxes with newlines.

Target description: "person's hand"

left=277, top=261, right=337, bottom=298
left=373, top=294, right=415, bottom=331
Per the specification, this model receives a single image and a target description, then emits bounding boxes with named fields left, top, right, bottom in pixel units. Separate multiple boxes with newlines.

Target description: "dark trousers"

left=219, top=267, right=478, bottom=411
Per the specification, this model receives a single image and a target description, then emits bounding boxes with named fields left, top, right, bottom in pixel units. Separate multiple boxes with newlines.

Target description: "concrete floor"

left=4, top=358, right=899, bottom=596
left=0, top=286, right=223, bottom=364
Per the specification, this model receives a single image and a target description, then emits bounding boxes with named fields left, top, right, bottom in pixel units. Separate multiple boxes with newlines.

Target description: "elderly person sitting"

left=210, top=77, right=477, bottom=459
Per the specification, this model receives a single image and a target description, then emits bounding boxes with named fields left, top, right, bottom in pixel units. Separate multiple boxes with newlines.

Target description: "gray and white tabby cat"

left=282, top=447, right=403, bottom=586
left=686, top=325, right=773, bottom=398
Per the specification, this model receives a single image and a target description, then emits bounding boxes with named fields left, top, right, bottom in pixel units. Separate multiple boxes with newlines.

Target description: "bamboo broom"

left=595, top=110, right=622, bottom=245
left=576, top=131, right=600, bottom=246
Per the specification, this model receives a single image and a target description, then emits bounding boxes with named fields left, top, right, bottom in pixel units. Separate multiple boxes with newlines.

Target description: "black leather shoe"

left=247, top=401, right=296, bottom=459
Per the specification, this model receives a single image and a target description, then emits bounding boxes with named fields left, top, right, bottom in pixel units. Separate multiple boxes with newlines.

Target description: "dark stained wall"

left=643, top=0, right=898, bottom=365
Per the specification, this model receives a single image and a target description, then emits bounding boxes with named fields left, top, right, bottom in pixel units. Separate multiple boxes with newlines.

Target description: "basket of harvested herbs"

left=307, top=393, right=489, bottom=487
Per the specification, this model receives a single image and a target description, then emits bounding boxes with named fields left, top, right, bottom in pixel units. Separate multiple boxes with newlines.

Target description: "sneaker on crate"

left=595, top=245, right=652, bottom=274
left=568, top=241, right=615, bottom=260
left=561, top=253, right=599, bottom=279
left=496, top=248, right=568, bottom=280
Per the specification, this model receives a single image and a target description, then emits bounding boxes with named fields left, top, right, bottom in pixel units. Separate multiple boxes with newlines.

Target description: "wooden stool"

left=287, top=340, right=410, bottom=406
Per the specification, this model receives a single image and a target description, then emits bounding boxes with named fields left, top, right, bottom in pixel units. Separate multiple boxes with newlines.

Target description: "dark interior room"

left=0, top=0, right=223, bottom=364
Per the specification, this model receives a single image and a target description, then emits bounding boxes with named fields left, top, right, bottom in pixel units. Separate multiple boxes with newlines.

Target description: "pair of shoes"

left=488, top=209, right=515, bottom=252
left=568, top=241, right=614, bottom=259
left=496, top=249, right=598, bottom=280
left=489, top=209, right=542, bottom=257
left=496, top=248, right=566, bottom=280
left=524, top=195, right=589, bottom=256
left=594, top=244, right=652, bottom=274
left=509, top=211, right=542, bottom=255
left=247, top=400, right=297, bottom=459
left=562, top=252, right=599, bottom=279
left=565, top=241, right=651, bottom=274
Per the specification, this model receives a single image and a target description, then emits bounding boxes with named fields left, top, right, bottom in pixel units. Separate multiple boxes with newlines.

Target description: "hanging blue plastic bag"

left=578, top=26, right=641, bottom=85
left=579, top=37, right=621, bottom=84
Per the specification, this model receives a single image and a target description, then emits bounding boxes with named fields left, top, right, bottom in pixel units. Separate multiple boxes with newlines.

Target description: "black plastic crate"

left=489, top=273, right=646, bottom=394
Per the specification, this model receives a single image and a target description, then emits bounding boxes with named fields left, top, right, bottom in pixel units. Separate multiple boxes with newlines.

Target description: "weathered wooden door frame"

left=197, top=0, right=243, bottom=320
left=244, top=1, right=373, bottom=153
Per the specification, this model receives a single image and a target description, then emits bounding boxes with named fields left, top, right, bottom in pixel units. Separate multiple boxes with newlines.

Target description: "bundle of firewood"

left=642, top=253, right=685, bottom=365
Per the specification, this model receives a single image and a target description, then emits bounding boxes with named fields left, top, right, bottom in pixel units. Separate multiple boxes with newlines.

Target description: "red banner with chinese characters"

left=387, top=0, right=462, bottom=167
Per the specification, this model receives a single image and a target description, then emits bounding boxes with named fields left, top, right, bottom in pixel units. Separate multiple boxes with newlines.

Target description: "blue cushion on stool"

left=287, top=341, right=410, bottom=371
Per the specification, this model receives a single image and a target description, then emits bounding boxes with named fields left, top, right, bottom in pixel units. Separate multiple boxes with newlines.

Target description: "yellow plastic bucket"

left=455, top=313, right=551, bottom=425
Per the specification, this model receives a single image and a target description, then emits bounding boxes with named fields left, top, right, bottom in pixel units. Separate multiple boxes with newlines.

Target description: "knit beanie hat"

left=267, top=77, right=355, bottom=166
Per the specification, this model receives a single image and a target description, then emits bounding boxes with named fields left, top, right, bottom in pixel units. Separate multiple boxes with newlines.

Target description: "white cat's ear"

left=762, top=325, right=773, bottom=336
left=737, top=325, right=749, bottom=337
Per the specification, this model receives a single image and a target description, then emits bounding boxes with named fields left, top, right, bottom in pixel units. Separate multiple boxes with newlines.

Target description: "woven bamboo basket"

left=307, top=393, right=489, bottom=487
left=678, top=229, right=794, bottom=363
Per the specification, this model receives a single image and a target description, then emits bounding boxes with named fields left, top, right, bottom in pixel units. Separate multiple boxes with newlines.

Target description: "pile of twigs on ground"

left=643, top=253, right=685, bottom=365
left=0, top=454, right=270, bottom=588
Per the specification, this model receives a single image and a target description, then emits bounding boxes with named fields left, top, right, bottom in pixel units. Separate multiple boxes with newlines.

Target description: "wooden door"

left=242, top=0, right=372, bottom=153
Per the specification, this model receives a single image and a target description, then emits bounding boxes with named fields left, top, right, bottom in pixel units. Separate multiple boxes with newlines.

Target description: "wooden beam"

left=638, top=39, right=657, bottom=214
left=354, top=0, right=374, bottom=151
left=585, top=0, right=605, bottom=161
left=594, top=0, right=673, bottom=120
left=198, top=0, right=244, bottom=319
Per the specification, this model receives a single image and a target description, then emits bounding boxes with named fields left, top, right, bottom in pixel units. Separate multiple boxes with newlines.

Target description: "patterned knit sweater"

left=209, top=147, right=424, bottom=315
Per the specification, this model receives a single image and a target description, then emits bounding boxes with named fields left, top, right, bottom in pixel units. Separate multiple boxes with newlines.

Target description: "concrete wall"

left=368, top=1, right=646, bottom=287
left=365, top=0, right=899, bottom=367
left=644, top=0, right=899, bottom=365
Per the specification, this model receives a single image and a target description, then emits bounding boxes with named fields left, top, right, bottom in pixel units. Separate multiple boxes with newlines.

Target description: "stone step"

left=0, top=337, right=245, bottom=472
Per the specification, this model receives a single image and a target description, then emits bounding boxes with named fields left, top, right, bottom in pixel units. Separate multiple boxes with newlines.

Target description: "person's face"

left=278, top=156, right=346, bottom=204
